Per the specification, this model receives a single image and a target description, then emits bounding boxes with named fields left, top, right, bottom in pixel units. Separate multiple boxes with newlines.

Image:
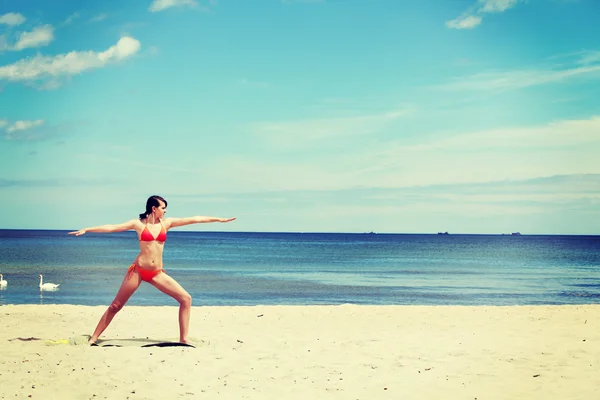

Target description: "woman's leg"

left=89, top=269, right=142, bottom=344
left=149, top=273, right=192, bottom=343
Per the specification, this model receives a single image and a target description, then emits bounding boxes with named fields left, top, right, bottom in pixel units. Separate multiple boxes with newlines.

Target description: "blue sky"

left=1, top=0, right=599, bottom=234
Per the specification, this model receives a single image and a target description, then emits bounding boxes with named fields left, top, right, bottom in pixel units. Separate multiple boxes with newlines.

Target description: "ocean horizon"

left=1, top=229, right=599, bottom=307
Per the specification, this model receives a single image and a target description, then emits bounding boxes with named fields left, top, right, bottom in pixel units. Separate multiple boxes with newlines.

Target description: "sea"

left=1, top=230, right=599, bottom=307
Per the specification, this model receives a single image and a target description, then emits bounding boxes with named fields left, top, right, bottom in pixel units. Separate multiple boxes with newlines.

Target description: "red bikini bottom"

left=127, top=264, right=164, bottom=282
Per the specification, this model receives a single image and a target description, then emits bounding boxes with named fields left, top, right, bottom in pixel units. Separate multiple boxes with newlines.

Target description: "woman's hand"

left=68, top=229, right=87, bottom=236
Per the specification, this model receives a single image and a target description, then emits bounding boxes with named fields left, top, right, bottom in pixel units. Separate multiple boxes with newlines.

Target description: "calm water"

left=0, top=230, right=599, bottom=306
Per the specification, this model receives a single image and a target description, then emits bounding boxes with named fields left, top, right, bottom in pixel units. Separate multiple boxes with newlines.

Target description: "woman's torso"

left=134, top=219, right=168, bottom=270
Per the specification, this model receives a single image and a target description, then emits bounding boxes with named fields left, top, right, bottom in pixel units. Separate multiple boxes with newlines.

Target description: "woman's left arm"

left=165, top=216, right=236, bottom=229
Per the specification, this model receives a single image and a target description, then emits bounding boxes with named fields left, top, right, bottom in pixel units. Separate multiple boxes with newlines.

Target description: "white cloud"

left=6, top=119, right=44, bottom=133
left=479, top=0, right=519, bottom=13
left=13, top=25, right=54, bottom=50
left=90, top=13, right=108, bottom=23
left=181, top=118, right=600, bottom=193
left=423, top=117, right=600, bottom=150
left=221, top=116, right=600, bottom=195
left=579, top=50, right=600, bottom=65
left=445, top=15, right=482, bottom=29
left=62, top=12, right=80, bottom=25
left=437, top=63, right=600, bottom=91
left=447, top=0, right=522, bottom=30
left=0, top=12, right=26, bottom=26
left=149, top=0, right=198, bottom=12
left=0, top=119, right=7, bottom=128
left=252, top=107, right=412, bottom=149
left=0, top=36, right=141, bottom=87
left=358, top=116, right=600, bottom=189
left=2, top=120, right=48, bottom=141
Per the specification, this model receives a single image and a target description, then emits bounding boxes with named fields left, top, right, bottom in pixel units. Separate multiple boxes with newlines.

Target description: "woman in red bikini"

left=68, top=195, right=236, bottom=345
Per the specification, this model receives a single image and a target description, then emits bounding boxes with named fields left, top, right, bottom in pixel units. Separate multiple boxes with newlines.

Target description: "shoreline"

left=1, top=304, right=599, bottom=399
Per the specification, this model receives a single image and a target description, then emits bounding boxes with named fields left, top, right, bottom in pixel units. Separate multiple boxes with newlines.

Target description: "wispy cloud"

left=362, top=175, right=600, bottom=202
left=149, top=0, right=199, bottom=12
left=357, top=115, right=600, bottom=189
left=252, top=107, right=413, bottom=149
left=62, top=12, right=80, bottom=26
left=6, top=120, right=44, bottom=133
left=0, top=25, right=54, bottom=52
left=435, top=117, right=600, bottom=150
left=437, top=55, right=600, bottom=92
left=0, top=12, right=26, bottom=26
left=479, top=0, right=520, bottom=13
left=446, top=0, right=522, bottom=30
left=446, top=15, right=482, bottom=30
left=1, top=119, right=90, bottom=142
left=90, top=13, right=108, bottom=23
left=13, top=25, right=54, bottom=51
left=2, top=119, right=47, bottom=141
left=0, top=36, right=141, bottom=89
left=167, top=174, right=600, bottom=229
left=218, top=114, right=598, bottom=198
left=579, top=50, right=600, bottom=65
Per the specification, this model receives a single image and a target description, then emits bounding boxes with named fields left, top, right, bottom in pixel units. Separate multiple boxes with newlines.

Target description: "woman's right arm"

left=68, top=219, right=137, bottom=236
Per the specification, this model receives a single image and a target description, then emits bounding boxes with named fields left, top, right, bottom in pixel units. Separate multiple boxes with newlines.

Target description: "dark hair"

left=139, top=195, right=167, bottom=220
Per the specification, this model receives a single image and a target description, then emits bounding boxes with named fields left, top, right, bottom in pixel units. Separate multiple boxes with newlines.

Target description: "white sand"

left=1, top=304, right=599, bottom=399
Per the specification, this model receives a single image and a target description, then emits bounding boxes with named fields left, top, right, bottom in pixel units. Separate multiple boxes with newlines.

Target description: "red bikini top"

left=140, top=220, right=167, bottom=242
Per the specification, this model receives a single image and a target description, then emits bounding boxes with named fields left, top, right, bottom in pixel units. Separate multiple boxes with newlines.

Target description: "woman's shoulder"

left=161, top=217, right=175, bottom=229
left=131, top=218, right=146, bottom=228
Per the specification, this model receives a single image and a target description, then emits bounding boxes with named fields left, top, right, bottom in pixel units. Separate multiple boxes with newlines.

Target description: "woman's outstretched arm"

left=165, top=216, right=236, bottom=229
left=68, top=219, right=138, bottom=236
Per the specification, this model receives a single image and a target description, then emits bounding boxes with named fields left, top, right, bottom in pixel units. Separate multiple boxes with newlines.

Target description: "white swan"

left=39, top=274, right=60, bottom=291
left=0, top=274, right=6, bottom=287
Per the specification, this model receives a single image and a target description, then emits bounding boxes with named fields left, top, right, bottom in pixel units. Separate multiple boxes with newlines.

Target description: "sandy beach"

left=1, top=304, right=599, bottom=399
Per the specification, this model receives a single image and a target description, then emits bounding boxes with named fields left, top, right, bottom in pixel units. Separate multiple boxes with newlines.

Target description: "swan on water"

left=39, top=274, right=60, bottom=291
